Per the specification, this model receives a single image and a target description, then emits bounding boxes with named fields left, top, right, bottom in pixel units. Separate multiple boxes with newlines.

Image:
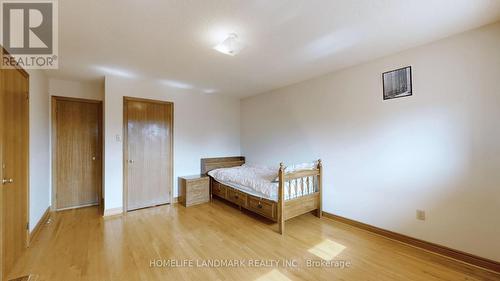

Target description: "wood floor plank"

left=7, top=201, right=500, bottom=281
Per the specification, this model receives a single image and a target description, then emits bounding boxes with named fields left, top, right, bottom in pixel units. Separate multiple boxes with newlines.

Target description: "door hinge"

left=26, top=92, right=29, bottom=100
left=26, top=222, right=29, bottom=230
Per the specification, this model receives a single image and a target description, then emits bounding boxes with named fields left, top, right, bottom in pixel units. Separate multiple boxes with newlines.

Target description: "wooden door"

left=53, top=98, right=102, bottom=210
left=124, top=98, right=173, bottom=211
left=1, top=67, right=29, bottom=280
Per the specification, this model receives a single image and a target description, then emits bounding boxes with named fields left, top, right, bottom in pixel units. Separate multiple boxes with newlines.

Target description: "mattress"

left=208, top=164, right=317, bottom=202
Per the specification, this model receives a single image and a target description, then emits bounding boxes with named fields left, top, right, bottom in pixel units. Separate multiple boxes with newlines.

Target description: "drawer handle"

left=257, top=203, right=263, bottom=209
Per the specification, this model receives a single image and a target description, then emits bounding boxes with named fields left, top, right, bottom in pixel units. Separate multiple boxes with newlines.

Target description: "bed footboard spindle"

left=285, top=181, right=292, bottom=201
left=278, top=162, right=285, bottom=235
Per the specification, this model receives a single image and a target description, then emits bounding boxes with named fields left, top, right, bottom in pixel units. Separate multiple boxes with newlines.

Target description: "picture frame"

left=382, top=66, right=412, bottom=100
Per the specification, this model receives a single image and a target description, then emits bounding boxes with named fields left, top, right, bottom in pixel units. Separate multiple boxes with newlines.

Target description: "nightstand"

left=178, top=175, right=210, bottom=207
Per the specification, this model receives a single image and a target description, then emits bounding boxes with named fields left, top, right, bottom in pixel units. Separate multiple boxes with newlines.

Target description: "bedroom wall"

left=49, top=78, right=104, bottom=100
left=240, top=22, right=500, bottom=261
left=103, top=76, right=241, bottom=212
left=27, top=70, right=50, bottom=231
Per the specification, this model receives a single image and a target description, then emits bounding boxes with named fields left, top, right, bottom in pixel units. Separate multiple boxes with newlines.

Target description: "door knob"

left=2, top=178, right=13, bottom=184
left=92, top=156, right=96, bottom=161
left=128, top=159, right=134, bottom=163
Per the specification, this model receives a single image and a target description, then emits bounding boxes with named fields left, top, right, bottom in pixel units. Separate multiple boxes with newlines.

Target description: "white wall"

left=27, top=70, right=50, bottom=231
left=49, top=78, right=104, bottom=100
left=241, top=22, right=500, bottom=261
left=104, top=76, right=241, bottom=211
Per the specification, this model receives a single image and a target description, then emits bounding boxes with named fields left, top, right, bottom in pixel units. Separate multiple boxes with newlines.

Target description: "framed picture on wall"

left=382, top=66, right=412, bottom=100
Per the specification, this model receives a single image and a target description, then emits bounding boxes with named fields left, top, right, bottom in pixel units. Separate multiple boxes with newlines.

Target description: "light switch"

left=416, top=210, right=426, bottom=221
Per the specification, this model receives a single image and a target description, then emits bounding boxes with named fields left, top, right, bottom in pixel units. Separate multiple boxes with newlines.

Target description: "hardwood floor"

left=7, top=200, right=500, bottom=281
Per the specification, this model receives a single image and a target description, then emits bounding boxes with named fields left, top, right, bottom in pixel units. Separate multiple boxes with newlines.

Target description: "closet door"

left=124, top=98, right=173, bottom=211
left=1, top=67, right=29, bottom=279
left=53, top=97, right=102, bottom=210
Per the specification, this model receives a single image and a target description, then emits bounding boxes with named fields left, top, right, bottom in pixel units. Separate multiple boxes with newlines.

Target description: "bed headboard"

left=201, top=156, right=245, bottom=176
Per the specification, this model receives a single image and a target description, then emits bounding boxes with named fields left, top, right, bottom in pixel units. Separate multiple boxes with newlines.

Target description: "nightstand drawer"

left=189, top=177, right=209, bottom=185
left=187, top=182, right=209, bottom=205
left=179, top=175, right=209, bottom=207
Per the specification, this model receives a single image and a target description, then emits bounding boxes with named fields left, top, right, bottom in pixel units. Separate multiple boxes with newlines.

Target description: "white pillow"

left=285, top=162, right=316, bottom=173
left=242, top=163, right=273, bottom=169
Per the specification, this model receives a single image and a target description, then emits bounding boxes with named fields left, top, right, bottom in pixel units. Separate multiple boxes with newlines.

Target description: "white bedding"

left=208, top=164, right=317, bottom=201
left=208, top=164, right=278, bottom=200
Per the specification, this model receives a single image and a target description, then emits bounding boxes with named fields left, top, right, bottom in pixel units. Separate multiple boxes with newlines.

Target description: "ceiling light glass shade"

left=213, top=33, right=243, bottom=56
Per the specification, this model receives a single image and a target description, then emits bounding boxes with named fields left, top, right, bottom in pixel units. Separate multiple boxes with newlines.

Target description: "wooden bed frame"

left=201, top=156, right=322, bottom=235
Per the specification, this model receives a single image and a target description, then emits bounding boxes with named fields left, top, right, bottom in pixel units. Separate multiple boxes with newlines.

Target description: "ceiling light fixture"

left=213, top=33, right=243, bottom=56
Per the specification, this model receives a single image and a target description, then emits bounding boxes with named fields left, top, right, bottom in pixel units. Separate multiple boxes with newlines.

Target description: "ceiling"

left=49, top=0, right=500, bottom=97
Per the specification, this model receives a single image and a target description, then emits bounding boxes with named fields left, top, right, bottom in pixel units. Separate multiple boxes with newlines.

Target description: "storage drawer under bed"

left=246, top=197, right=276, bottom=221
left=227, top=189, right=247, bottom=207
left=210, top=178, right=278, bottom=222
left=212, top=180, right=227, bottom=198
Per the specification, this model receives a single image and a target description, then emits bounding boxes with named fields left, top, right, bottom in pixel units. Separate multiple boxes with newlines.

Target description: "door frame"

left=122, top=97, right=174, bottom=212
left=0, top=56, right=30, bottom=281
left=51, top=96, right=103, bottom=211
left=1, top=67, right=3, bottom=281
